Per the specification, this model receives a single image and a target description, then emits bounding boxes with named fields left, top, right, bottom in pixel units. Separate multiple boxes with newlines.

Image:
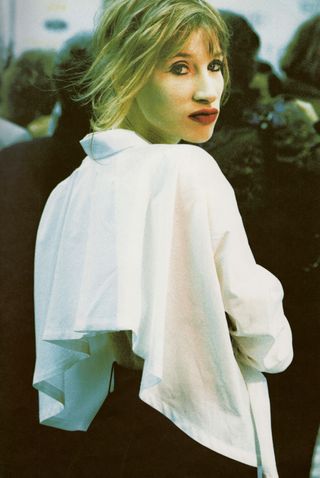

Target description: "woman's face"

left=125, top=29, right=225, bottom=144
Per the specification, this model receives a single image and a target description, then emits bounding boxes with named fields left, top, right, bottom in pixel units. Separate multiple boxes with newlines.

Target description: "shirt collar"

left=80, top=129, right=150, bottom=160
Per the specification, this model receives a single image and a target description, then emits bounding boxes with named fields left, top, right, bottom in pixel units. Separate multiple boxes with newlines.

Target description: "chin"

left=183, top=128, right=215, bottom=144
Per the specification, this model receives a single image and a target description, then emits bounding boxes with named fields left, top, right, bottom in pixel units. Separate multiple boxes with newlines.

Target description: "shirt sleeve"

left=199, top=149, right=294, bottom=374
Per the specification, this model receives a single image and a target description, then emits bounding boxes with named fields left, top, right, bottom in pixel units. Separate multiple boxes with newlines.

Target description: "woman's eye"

left=208, top=60, right=224, bottom=72
left=170, top=63, right=188, bottom=75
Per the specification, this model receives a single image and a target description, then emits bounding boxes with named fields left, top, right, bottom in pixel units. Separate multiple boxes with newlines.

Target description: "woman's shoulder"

left=156, top=141, right=211, bottom=159
left=152, top=142, right=222, bottom=176
left=163, top=143, right=232, bottom=188
left=40, top=161, right=85, bottom=215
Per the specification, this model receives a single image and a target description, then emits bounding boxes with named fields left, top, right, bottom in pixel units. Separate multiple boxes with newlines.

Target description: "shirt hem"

left=140, top=390, right=258, bottom=468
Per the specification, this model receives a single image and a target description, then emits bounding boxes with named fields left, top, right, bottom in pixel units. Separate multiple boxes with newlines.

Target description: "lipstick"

left=189, top=108, right=219, bottom=125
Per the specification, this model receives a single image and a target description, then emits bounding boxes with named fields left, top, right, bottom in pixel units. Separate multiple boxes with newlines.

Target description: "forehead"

left=183, top=29, right=221, bottom=53
left=164, top=28, right=222, bottom=61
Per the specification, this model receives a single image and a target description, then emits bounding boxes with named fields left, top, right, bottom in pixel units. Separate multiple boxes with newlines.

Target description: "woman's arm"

left=215, top=221, right=293, bottom=374
left=195, top=146, right=294, bottom=374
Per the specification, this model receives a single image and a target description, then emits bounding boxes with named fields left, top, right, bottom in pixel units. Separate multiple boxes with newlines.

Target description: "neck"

left=120, top=103, right=180, bottom=144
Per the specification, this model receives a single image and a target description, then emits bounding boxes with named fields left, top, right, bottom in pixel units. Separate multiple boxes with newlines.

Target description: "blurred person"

left=201, top=10, right=265, bottom=225
left=222, top=10, right=259, bottom=88
left=32, top=2, right=293, bottom=478
left=27, top=114, right=53, bottom=138
left=0, top=32, right=93, bottom=478
left=202, top=10, right=320, bottom=478
left=50, top=32, right=92, bottom=138
left=310, top=428, right=320, bottom=478
left=0, top=49, right=56, bottom=134
left=204, top=9, right=319, bottom=272
left=0, top=116, right=32, bottom=149
left=280, top=14, right=320, bottom=117
left=251, top=60, right=283, bottom=102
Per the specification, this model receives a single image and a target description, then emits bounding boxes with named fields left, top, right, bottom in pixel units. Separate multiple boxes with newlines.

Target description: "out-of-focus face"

left=124, top=29, right=225, bottom=144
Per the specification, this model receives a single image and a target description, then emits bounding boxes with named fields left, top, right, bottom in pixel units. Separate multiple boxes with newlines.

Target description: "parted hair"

left=79, top=0, right=230, bottom=131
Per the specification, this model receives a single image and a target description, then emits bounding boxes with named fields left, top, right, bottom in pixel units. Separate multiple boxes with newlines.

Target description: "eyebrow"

left=173, top=50, right=224, bottom=59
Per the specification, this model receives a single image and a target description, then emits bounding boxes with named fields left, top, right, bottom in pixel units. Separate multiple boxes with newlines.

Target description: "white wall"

left=1, top=0, right=103, bottom=61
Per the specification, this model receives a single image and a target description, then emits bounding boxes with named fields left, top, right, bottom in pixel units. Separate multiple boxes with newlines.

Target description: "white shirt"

left=33, top=129, right=293, bottom=478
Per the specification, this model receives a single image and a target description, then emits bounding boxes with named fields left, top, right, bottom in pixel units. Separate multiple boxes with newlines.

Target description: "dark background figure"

left=201, top=10, right=320, bottom=478
left=280, top=14, right=320, bottom=117
left=0, top=116, right=32, bottom=149
left=218, top=9, right=260, bottom=107
left=0, top=32, right=95, bottom=477
left=203, top=10, right=266, bottom=235
left=0, top=49, right=57, bottom=130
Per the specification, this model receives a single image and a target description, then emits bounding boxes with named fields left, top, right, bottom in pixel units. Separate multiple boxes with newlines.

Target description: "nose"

left=192, top=71, right=221, bottom=105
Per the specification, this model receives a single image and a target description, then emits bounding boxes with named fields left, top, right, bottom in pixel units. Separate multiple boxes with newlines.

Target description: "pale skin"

left=121, top=29, right=225, bottom=145
left=115, top=29, right=225, bottom=369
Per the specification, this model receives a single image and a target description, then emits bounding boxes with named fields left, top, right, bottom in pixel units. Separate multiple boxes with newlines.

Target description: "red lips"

left=189, top=108, right=219, bottom=125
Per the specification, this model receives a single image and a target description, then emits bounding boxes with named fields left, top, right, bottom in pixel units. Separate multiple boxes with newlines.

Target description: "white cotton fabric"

left=33, top=129, right=293, bottom=478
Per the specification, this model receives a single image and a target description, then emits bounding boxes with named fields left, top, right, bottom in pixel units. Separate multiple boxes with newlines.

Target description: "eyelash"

left=170, top=59, right=224, bottom=76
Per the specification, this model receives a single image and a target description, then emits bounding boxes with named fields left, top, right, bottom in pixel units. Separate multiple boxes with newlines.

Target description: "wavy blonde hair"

left=80, top=0, right=230, bottom=131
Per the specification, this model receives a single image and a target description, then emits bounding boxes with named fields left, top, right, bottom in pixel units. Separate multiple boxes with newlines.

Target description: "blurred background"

left=0, top=1, right=319, bottom=478
left=1, top=0, right=319, bottom=74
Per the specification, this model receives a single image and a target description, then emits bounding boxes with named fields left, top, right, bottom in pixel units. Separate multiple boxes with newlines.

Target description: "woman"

left=33, top=1, right=293, bottom=477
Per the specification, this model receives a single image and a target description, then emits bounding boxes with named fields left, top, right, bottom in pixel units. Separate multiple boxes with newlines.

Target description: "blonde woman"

left=33, top=1, right=293, bottom=477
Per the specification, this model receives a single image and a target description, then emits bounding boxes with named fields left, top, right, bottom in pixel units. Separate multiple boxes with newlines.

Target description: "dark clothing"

left=0, top=121, right=256, bottom=478
left=66, top=363, right=257, bottom=478
left=202, top=92, right=320, bottom=478
left=282, top=77, right=320, bottom=117
left=205, top=93, right=320, bottom=278
left=0, top=120, right=86, bottom=477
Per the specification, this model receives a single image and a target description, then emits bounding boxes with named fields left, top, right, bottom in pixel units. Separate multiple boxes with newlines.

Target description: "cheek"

left=138, top=82, right=183, bottom=120
left=218, top=76, right=225, bottom=100
left=137, top=84, right=166, bottom=117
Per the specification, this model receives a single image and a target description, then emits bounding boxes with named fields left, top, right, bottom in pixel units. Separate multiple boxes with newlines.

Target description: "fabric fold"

left=33, top=129, right=293, bottom=478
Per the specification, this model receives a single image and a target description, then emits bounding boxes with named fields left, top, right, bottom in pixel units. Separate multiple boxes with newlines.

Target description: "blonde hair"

left=80, top=0, right=230, bottom=131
